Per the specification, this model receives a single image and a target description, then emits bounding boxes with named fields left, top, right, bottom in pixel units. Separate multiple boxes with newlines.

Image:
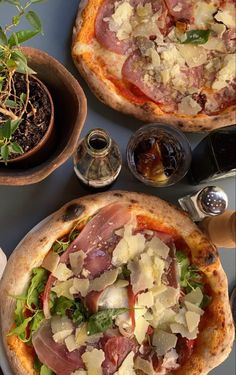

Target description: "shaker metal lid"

left=197, top=186, right=228, bottom=216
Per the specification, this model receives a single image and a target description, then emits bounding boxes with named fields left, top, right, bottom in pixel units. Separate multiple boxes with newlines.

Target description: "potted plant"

left=0, top=0, right=54, bottom=164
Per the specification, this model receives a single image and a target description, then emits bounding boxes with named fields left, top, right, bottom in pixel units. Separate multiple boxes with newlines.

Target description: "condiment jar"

left=199, top=211, right=236, bottom=249
left=126, top=123, right=192, bottom=187
left=178, top=186, right=228, bottom=222
left=73, top=128, right=122, bottom=189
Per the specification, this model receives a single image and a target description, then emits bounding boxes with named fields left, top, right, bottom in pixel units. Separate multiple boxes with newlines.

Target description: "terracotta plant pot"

left=4, top=74, right=55, bottom=165
left=0, top=47, right=87, bottom=185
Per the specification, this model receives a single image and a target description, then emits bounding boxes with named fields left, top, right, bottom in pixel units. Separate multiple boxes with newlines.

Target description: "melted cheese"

left=177, top=44, right=207, bottom=68
left=52, top=263, right=73, bottom=281
left=178, top=95, right=202, bottom=115
left=193, top=1, right=217, bottom=27
left=82, top=348, right=105, bottom=375
left=98, top=285, right=128, bottom=309
left=107, top=1, right=134, bottom=40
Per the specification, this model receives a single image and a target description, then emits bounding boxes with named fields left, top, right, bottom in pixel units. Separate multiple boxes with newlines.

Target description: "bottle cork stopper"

left=200, top=211, right=236, bottom=248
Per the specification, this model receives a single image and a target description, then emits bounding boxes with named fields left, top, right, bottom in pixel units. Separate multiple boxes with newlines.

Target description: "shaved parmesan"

left=70, top=278, right=89, bottom=297
left=138, top=291, right=154, bottom=308
left=146, top=237, right=170, bottom=259
left=51, top=316, right=73, bottom=343
left=185, top=311, right=201, bottom=332
left=174, top=308, right=187, bottom=325
left=162, top=349, right=180, bottom=370
left=51, top=279, right=74, bottom=300
left=41, top=251, right=60, bottom=273
left=214, top=4, right=236, bottom=28
left=156, top=287, right=179, bottom=308
left=71, top=370, right=87, bottom=375
left=65, top=334, right=78, bottom=352
left=177, top=45, right=207, bottom=68
left=112, top=224, right=146, bottom=266
left=194, top=1, right=217, bottom=27
left=211, top=23, right=226, bottom=37
left=69, top=250, right=86, bottom=275
left=170, top=323, right=198, bottom=339
left=134, top=356, right=154, bottom=375
left=134, top=316, right=149, bottom=344
left=114, top=351, right=135, bottom=375
left=184, top=287, right=203, bottom=305
left=52, top=263, right=73, bottom=281
left=82, top=348, right=105, bottom=375
left=88, top=268, right=119, bottom=293
left=203, top=37, right=226, bottom=52
left=114, top=279, right=129, bottom=288
left=178, top=95, right=202, bottom=115
left=98, top=285, right=128, bottom=309
left=75, top=323, right=88, bottom=346
left=212, top=54, right=236, bottom=90
left=184, top=301, right=204, bottom=315
left=152, top=329, right=177, bottom=356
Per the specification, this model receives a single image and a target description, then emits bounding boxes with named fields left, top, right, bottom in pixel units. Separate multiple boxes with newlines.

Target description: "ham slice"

left=32, top=321, right=84, bottom=375
left=122, top=51, right=175, bottom=109
left=95, top=0, right=131, bottom=54
left=100, top=335, right=137, bottom=374
left=164, top=0, right=193, bottom=20
left=223, top=28, right=236, bottom=53
left=43, top=203, right=131, bottom=318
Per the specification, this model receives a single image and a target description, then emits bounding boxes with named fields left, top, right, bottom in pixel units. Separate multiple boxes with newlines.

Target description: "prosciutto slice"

left=100, top=335, right=137, bottom=375
left=122, top=51, right=175, bottom=109
left=32, top=321, right=84, bottom=375
left=43, top=203, right=131, bottom=318
left=95, top=0, right=131, bottom=54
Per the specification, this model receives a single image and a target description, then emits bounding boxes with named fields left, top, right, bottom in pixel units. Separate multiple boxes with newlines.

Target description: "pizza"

left=0, top=191, right=234, bottom=375
left=72, top=0, right=236, bottom=131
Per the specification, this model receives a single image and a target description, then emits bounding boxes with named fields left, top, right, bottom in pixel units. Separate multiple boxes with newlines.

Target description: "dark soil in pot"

left=4, top=73, right=52, bottom=160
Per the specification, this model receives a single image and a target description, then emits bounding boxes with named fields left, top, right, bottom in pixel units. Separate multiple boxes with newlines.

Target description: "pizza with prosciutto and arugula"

left=72, top=0, right=236, bottom=131
left=0, top=191, right=234, bottom=375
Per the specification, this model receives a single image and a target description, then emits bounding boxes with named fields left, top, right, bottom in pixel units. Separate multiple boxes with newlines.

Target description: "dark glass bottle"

left=189, top=125, right=236, bottom=184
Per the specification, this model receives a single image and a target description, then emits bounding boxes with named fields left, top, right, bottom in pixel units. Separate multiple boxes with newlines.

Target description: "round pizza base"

left=0, top=191, right=234, bottom=375
left=72, top=0, right=236, bottom=132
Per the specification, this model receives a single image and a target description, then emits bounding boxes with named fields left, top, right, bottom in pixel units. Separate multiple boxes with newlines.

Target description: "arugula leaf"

left=176, top=251, right=203, bottom=293
left=73, top=301, right=89, bottom=324
left=40, top=365, right=53, bottom=375
left=200, top=294, right=212, bottom=309
left=14, top=296, right=26, bottom=326
left=34, top=356, right=42, bottom=374
left=182, top=29, right=210, bottom=45
left=52, top=240, right=70, bottom=254
left=33, top=357, right=54, bottom=375
left=7, top=316, right=33, bottom=342
left=30, top=310, right=44, bottom=332
left=52, top=296, right=74, bottom=316
left=87, top=308, right=128, bottom=335
left=26, top=267, right=48, bottom=311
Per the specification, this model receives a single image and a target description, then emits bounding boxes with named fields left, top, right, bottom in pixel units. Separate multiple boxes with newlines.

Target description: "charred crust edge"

left=63, top=203, right=85, bottom=222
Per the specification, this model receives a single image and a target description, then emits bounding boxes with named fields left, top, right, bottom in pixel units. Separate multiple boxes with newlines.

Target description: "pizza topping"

left=82, top=348, right=105, bottom=375
left=52, top=263, right=74, bottom=281
left=41, top=251, right=60, bottom=273
left=134, top=356, right=155, bottom=375
left=212, top=54, right=236, bottom=90
left=152, top=329, right=178, bottom=356
left=214, top=2, right=236, bottom=28
left=178, top=95, right=202, bottom=115
left=69, top=251, right=86, bottom=276
left=70, top=278, right=90, bottom=297
left=88, top=269, right=119, bottom=293
left=164, top=0, right=193, bottom=20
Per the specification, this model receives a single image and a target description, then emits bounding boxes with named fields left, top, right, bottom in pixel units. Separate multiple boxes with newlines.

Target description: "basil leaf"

left=87, top=308, right=128, bottom=335
left=182, top=29, right=210, bottom=45
left=26, top=267, right=48, bottom=311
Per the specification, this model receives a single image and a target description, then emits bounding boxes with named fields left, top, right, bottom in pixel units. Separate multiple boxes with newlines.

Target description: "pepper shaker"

left=73, top=128, right=122, bottom=189
left=178, top=186, right=228, bottom=222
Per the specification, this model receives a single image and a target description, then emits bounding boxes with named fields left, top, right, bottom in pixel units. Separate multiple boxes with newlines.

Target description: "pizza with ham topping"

left=72, top=0, right=236, bottom=131
left=0, top=191, right=234, bottom=375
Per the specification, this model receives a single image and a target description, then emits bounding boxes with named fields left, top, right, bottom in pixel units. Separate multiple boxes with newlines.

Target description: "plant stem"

left=0, top=107, right=18, bottom=120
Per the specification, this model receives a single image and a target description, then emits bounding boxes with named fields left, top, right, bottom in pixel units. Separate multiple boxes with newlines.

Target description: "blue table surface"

left=0, top=1, right=235, bottom=374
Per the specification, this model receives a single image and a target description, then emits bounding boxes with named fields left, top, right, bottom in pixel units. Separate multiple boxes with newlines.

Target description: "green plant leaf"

left=8, top=30, right=39, bottom=47
left=182, top=29, right=210, bottom=45
left=12, top=15, right=20, bottom=26
left=52, top=296, right=74, bottom=316
left=6, top=58, right=17, bottom=69
left=87, top=308, right=128, bottom=335
left=10, top=119, right=21, bottom=134
left=20, top=92, right=27, bottom=104
left=11, top=50, right=27, bottom=64
left=10, top=142, right=23, bottom=154
left=7, top=316, right=33, bottom=342
left=26, top=11, right=42, bottom=32
left=5, top=99, right=18, bottom=108
left=52, top=240, right=70, bottom=254
left=26, top=267, right=48, bottom=311
left=30, top=310, right=45, bottom=332
left=0, top=26, right=8, bottom=45
left=40, top=365, right=53, bottom=375
left=2, top=119, right=11, bottom=139
left=14, top=296, right=26, bottom=326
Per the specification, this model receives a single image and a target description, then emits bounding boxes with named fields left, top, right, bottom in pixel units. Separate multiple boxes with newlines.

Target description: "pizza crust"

left=72, top=0, right=236, bottom=132
left=0, top=191, right=234, bottom=375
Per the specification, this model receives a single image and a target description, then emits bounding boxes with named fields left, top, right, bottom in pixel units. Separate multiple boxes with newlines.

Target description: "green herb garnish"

left=122, top=264, right=131, bottom=279
left=87, top=308, right=128, bottom=335
left=176, top=251, right=203, bottom=293
left=200, top=294, right=212, bottom=309
left=182, top=29, right=210, bottom=44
